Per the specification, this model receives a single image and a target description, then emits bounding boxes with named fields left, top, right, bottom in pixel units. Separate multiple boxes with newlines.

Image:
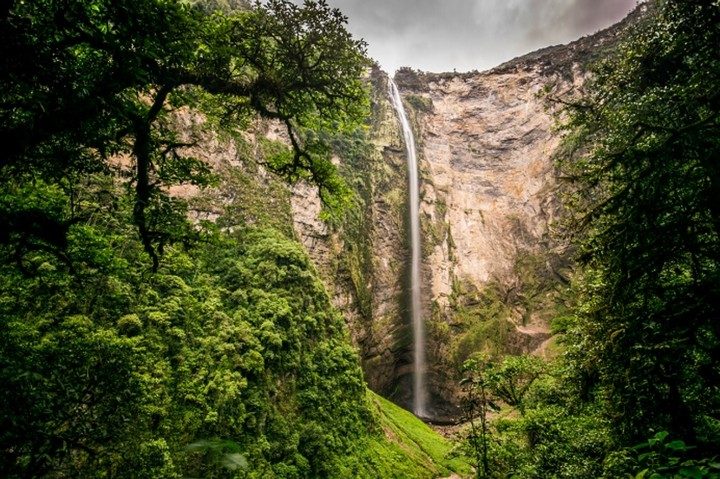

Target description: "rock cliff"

left=291, top=5, right=649, bottom=418
left=177, top=4, right=649, bottom=419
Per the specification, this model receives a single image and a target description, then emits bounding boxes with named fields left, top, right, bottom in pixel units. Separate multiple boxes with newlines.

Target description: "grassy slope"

left=337, top=391, right=473, bottom=478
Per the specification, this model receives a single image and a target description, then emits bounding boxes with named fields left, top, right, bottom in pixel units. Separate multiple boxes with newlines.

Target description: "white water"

left=388, top=78, right=427, bottom=418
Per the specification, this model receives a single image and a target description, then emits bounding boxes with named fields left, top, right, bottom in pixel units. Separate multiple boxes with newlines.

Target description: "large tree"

left=559, top=0, right=720, bottom=447
left=0, top=0, right=368, bottom=270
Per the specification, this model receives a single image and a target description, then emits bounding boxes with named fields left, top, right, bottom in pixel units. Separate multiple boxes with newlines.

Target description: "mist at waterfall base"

left=387, top=78, right=428, bottom=419
left=323, top=0, right=638, bottom=73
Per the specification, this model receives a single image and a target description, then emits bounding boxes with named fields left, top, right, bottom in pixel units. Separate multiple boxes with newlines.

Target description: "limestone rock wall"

left=290, top=58, right=574, bottom=416
left=175, top=5, right=647, bottom=419
left=289, top=8, right=646, bottom=417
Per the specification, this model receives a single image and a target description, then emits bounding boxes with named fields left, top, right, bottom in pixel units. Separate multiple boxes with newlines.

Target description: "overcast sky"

left=324, top=0, right=639, bottom=74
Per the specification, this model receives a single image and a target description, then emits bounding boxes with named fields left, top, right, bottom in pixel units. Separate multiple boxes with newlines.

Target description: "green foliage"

left=459, top=357, right=497, bottom=479
left=0, top=165, right=474, bottom=477
left=338, top=391, right=472, bottom=479
left=557, top=0, right=720, bottom=448
left=327, top=128, right=377, bottom=319
left=508, top=250, right=570, bottom=327
left=192, top=0, right=250, bottom=14
left=485, top=355, right=544, bottom=415
left=629, top=432, right=720, bottom=479
left=1, top=0, right=370, bottom=269
left=211, top=146, right=296, bottom=236
left=450, top=282, right=514, bottom=366
left=499, top=402, right=611, bottom=479
left=185, top=439, right=248, bottom=473
left=459, top=359, right=614, bottom=479
left=0, top=175, right=376, bottom=477
left=458, top=355, right=548, bottom=478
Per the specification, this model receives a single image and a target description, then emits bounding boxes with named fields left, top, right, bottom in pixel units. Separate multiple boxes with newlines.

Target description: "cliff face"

left=290, top=61, right=572, bottom=416
left=331, top=67, right=572, bottom=416
left=290, top=78, right=412, bottom=399
left=176, top=5, right=647, bottom=419
left=290, top=6, right=648, bottom=418
left=397, top=68, right=569, bottom=415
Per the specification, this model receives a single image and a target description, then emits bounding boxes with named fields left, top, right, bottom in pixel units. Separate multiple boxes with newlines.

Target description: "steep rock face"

left=173, top=5, right=648, bottom=419
left=290, top=76, right=413, bottom=398
left=393, top=66, right=573, bottom=417
left=290, top=6, right=648, bottom=418
left=290, top=59, right=570, bottom=415
left=414, top=71, right=562, bottom=285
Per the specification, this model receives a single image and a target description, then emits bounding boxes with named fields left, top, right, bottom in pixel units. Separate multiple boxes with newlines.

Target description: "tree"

left=630, top=431, right=720, bottom=479
left=460, top=358, right=493, bottom=479
left=0, top=0, right=369, bottom=270
left=558, top=0, right=720, bottom=448
left=485, top=355, right=544, bottom=416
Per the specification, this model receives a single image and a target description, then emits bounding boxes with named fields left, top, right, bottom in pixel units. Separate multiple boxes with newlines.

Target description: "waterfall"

left=388, top=77, right=427, bottom=418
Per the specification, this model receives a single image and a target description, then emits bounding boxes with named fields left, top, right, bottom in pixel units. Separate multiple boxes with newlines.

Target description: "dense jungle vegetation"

left=1, top=0, right=718, bottom=478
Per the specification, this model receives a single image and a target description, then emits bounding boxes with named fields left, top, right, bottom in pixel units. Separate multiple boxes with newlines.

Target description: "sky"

left=323, top=0, right=640, bottom=74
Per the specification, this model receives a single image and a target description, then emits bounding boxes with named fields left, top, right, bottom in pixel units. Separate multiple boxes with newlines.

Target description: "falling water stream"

left=388, top=77, right=427, bottom=418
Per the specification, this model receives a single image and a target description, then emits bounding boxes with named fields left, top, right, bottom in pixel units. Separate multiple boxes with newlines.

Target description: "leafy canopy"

left=0, top=0, right=369, bottom=270
left=558, top=0, right=720, bottom=449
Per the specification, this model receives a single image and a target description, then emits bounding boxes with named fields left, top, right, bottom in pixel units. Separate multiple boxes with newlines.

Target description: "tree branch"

left=132, top=83, right=174, bottom=272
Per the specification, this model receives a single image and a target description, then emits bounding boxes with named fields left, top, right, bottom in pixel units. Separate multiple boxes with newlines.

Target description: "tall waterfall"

left=388, top=77, right=427, bottom=418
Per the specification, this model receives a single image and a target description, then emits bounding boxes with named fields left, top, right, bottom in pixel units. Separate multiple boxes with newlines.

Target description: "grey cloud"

left=324, top=0, right=639, bottom=73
